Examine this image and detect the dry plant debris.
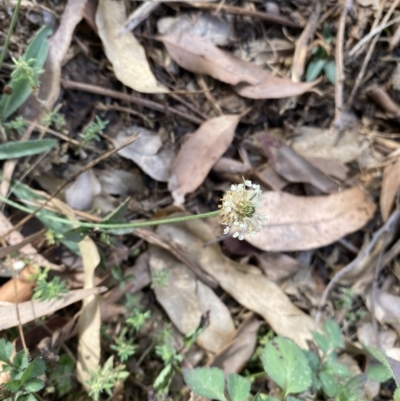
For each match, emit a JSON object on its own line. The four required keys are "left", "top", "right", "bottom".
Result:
{"left": 0, "top": 0, "right": 400, "bottom": 400}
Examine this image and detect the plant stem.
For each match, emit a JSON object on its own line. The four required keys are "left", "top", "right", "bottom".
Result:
{"left": 0, "top": 195, "right": 219, "bottom": 230}
{"left": 0, "top": 0, "right": 22, "bottom": 72}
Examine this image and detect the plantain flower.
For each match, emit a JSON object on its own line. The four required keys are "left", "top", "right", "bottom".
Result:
{"left": 219, "top": 180, "right": 266, "bottom": 240}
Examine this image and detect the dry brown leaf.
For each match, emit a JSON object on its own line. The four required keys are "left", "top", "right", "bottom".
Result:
{"left": 380, "top": 158, "right": 400, "bottom": 221}
{"left": 22, "top": 0, "right": 87, "bottom": 120}
{"left": 113, "top": 128, "right": 175, "bottom": 182}
{"left": 246, "top": 188, "right": 376, "bottom": 252}
{"left": 210, "top": 315, "right": 261, "bottom": 373}
{"left": 212, "top": 157, "right": 251, "bottom": 175}
{"left": 254, "top": 252, "right": 300, "bottom": 282}
{"left": 77, "top": 236, "right": 101, "bottom": 389}
{"left": 367, "top": 86, "right": 400, "bottom": 117}
{"left": 256, "top": 132, "right": 339, "bottom": 193}
{"left": 306, "top": 156, "right": 349, "bottom": 181}
{"left": 169, "top": 115, "right": 240, "bottom": 205}
{"left": 254, "top": 167, "right": 288, "bottom": 191}
{"left": 96, "top": 0, "right": 167, "bottom": 94}
{"left": 161, "top": 32, "right": 318, "bottom": 99}
{"left": 155, "top": 220, "right": 314, "bottom": 348}
{"left": 149, "top": 245, "right": 235, "bottom": 353}
{"left": 291, "top": 126, "right": 365, "bottom": 164}
{"left": 0, "top": 265, "right": 36, "bottom": 303}
{"left": 0, "top": 287, "right": 105, "bottom": 331}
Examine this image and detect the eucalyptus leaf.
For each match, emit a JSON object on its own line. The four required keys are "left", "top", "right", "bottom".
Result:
{"left": 184, "top": 367, "right": 227, "bottom": 401}
{"left": 0, "top": 139, "right": 57, "bottom": 160}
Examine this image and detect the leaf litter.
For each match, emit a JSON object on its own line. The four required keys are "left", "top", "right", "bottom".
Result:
{"left": 1, "top": 0, "right": 400, "bottom": 400}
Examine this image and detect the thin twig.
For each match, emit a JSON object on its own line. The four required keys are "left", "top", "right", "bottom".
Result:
{"left": 315, "top": 208, "right": 400, "bottom": 328}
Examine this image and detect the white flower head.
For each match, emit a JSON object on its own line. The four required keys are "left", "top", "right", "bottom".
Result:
{"left": 219, "top": 179, "right": 266, "bottom": 240}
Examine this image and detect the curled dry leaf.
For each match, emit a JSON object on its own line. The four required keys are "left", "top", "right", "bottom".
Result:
{"left": 380, "top": 158, "right": 400, "bottom": 221}
{"left": 161, "top": 32, "right": 318, "bottom": 99}
{"left": 149, "top": 245, "right": 235, "bottom": 353}
{"left": 169, "top": 115, "right": 240, "bottom": 205}
{"left": 246, "top": 187, "right": 375, "bottom": 252}
{"left": 96, "top": 0, "right": 167, "bottom": 94}
{"left": 256, "top": 132, "right": 339, "bottom": 193}
{"left": 155, "top": 220, "right": 314, "bottom": 348}
{"left": 113, "top": 128, "right": 175, "bottom": 182}
{"left": 291, "top": 126, "right": 365, "bottom": 164}
{"left": 65, "top": 169, "right": 102, "bottom": 211}
{"left": 0, "top": 287, "right": 105, "bottom": 331}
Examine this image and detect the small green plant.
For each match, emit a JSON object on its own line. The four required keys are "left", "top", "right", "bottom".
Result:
{"left": 334, "top": 288, "right": 366, "bottom": 323}
{"left": 47, "top": 354, "right": 75, "bottom": 397}
{"left": 110, "top": 328, "right": 137, "bottom": 362}
{"left": 151, "top": 267, "right": 170, "bottom": 288}
{"left": 86, "top": 356, "right": 129, "bottom": 401}
{"left": 4, "top": 116, "right": 27, "bottom": 135}
{"left": 184, "top": 320, "right": 392, "bottom": 401}
{"left": 41, "top": 110, "right": 66, "bottom": 130}
{"left": 32, "top": 267, "right": 69, "bottom": 302}
{"left": 0, "top": 339, "right": 46, "bottom": 401}
{"left": 79, "top": 116, "right": 108, "bottom": 146}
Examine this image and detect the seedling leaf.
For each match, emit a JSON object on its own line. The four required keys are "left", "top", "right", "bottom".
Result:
{"left": 0, "top": 139, "right": 57, "bottom": 160}
{"left": 184, "top": 367, "right": 227, "bottom": 401}
{"left": 0, "top": 339, "right": 13, "bottom": 363}
{"left": 261, "top": 337, "right": 312, "bottom": 395}
{"left": 227, "top": 373, "right": 251, "bottom": 401}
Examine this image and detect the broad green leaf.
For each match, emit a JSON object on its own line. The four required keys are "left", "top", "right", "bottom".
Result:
{"left": 287, "top": 397, "right": 303, "bottom": 401}
{"left": 227, "top": 373, "right": 251, "bottom": 401}
{"left": 184, "top": 367, "right": 227, "bottom": 401}
{"left": 312, "top": 331, "right": 329, "bottom": 353}
{"left": 21, "top": 359, "right": 46, "bottom": 385}
{"left": 252, "top": 394, "right": 269, "bottom": 401}
{"left": 394, "top": 388, "right": 400, "bottom": 401}
{"left": 335, "top": 374, "right": 367, "bottom": 401}
{"left": 319, "top": 371, "right": 337, "bottom": 397}
{"left": 13, "top": 350, "right": 29, "bottom": 372}
{"left": 324, "top": 60, "right": 336, "bottom": 85}
{"left": 365, "top": 346, "right": 398, "bottom": 386}
{"left": 16, "top": 394, "right": 36, "bottom": 401}
{"left": 0, "top": 139, "right": 57, "bottom": 160}
{"left": 323, "top": 320, "right": 344, "bottom": 350}
{"left": 0, "top": 25, "right": 52, "bottom": 120}
{"left": 0, "top": 339, "right": 13, "bottom": 363}
{"left": 323, "top": 357, "right": 350, "bottom": 378}
{"left": 23, "top": 378, "right": 45, "bottom": 392}
{"left": 5, "top": 379, "right": 21, "bottom": 392}
{"left": 306, "top": 58, "right": 326, "bottom": 82}
{"left": 367, "top": 362, "right": 393, "bottom": 382}
{"left": 261, "top": 337, "right": 312, "bottom": 395}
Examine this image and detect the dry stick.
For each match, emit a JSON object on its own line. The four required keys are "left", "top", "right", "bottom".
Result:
{"left": 332, "top": 0, "right": 353, "bottom": 130}
{"left": 61, "top": 80, "right": 204, "bottom": 125}
{"left": 315, "top": 208, "right": 400, "bottom": 328}
{"left": 347, "top": 0, "right": 400, "bottom": 107}
{"left": 0, "top": 133, "right": 140, "bottom": 243}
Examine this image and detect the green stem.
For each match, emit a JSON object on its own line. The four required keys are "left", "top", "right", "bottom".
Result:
{"left": 0, "top": 195, "right": 219, "bottom": 230}
{"left": 0, "top": 0, "right": 22, "bottom": 72}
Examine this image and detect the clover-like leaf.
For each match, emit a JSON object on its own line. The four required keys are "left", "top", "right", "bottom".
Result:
{"left": 184, "top": 367, "right": 227, "bottom": 401}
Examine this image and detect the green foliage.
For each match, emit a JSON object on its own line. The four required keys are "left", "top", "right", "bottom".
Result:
{"left": 86, "top": 356, "right": 129, "bottom": 401}
{"left": 0, "top": 340, "right": 46, "bottom": 401}
{"left": 0, "top": 25, "right": 52, "bottom": 121}
{"left": 48, "top": 354, "right": 75, "bottom": 397}
{"left": 110, "top": 328, "right": 137, "bottom": 362}
{"left": 32, "top": 267, "right": 69, "bottom": 301}
{"left": 41, "top": 110, "right": 66, "bottom": 130}
{"left": 151, "top": 267, "right": 170, "bottom": 288}
{"left": 79, "top": 116, "right": 108, "bottom": 146}
{"left": 4, "top": 116, "right": 27, "bottom": 135}
{"left": 0, "top": 139, "right": 57, "bottom": 160}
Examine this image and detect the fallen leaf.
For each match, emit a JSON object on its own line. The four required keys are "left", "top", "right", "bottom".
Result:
{"left": 212, "top": 157, "right": 251, "bottom": 175}
{"left": 210, "top": 315, "right": 261, "bottom": 373}
{"left": 246, "top": 187, "right": 376, "bottom": 252}
{"left": 96, "top": 0, "right": 167, "bottom": 93}
{"left": 254, "top": 166, "right": 288, "bottom": 191}
{"left": 95, "top": 168, "right": 145, "bottom": 196}
{"left": 155, "top": 220, "right": 314, "bottom": 348}
{"left": 149, "top": 245, "right": 235, "bottom": 353}
{"left": 169, "top": 115, "right": 240, "bottom": 205}
{"left": 161, "top": 32, "right": 318, "bottom": 99}
{"left": 366, "top": 86, "right": 400, "bottom": 118}
{"left": 113, "top": 128, "right": 175, "bottom": 182}
{"left": 22, "top": 0, "right": 87, "bottom": 120}
{"left": 0, "top": 287, "right": 105, "bottom": 331}
{"left": 305, "top": 156, "right": 349, "bottom": 181}
{"left": 291, "top": 126, "right": 365, "bottom": 163}
{"left": 254, "top": 252, "right": 300, "bottom": 282}
{"left": 77, "top": 236, "right": 101, "bottom": 389}
{"left": 157, "top": 13, "right": 233, "bottom": 46}
{"left": 256, "top": 132, "right": 339, "bottom": 193}
{"left": 380, "top": 158, "right": 400, "bottom": 221}
{"left": 65, "top": 169, "right": 102, "bottom": 211}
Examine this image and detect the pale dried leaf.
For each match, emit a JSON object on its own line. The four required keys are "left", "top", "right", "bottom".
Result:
{"left": 155, "top": 221, "right": 314, "bottom": 348}
{"left": 254, "top": 252, "right": 300, "bottom": 282}
{"left": 380, "top": 158, "right": 400, "bottom": 221}
{"left": 65, "top": 170, "right": 102, "bottom": 211}
{"left": 113, "top": 129, "right": 174, "bottom": 182}
{"left": 95, "top": 168, "right": 145, "bottom": 196}
{"left": 0, "top": 287, "right": 105, "bottom": 330}
{"left": 169, "top": 115, "right": 240, "bottom": 205}
{"left": 77, "top": 236, "right": 101, "bottom": 389}
{"left": 210, "top": 316, "right": 261, "bottom": 373}
{"left": 291, "top": 126, "right": 365, "bottom": 163}
{"left": 149, "top": 245, "right": 235, "bottom": 353}
{"left": 246, "top": 188, "right": 376, "bottom": 252}
{"left": 305, "top": 156, "right": 349, "bottom": 181}
{"left": 212, "top": 157, "right": 251, "bottom": 175}
{"left": 22, "top": 0, "right": 87, "bottom": 120}
{"left": 96, "top": 0, "right": 167, "bottom": 93}
{"left": 257, "top": 132, "right": 338, "bottom": 193}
